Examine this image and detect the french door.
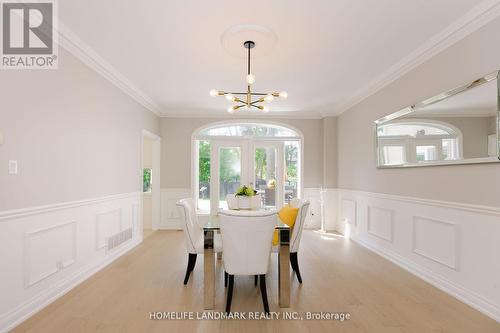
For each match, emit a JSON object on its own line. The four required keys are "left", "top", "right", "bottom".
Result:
{"left": 210, "top": 139, "right": 284, "bottom": 215}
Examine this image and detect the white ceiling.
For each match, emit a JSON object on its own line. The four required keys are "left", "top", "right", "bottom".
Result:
{"left": 59, "top": 0, "right": 499, "bottom": 118}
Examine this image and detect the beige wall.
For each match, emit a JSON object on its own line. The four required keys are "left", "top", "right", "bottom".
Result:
{"left": 160, "top": 117, "right": 324, "bottom": 189}
{"left": 337, "top": 16, "right": 500, "bottom": 207}
{"left": 323, "top": 116, "right": 338, "bottom": 188}
{"left": 0, "top": 48, "right": 160, "bottom": 211}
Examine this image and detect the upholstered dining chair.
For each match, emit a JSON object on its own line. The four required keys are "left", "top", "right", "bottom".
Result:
{"left": 219, "top": 210, "right": 277, "bottom": 314}
{"left": 176, "top": 198, "right": 221, "bottom": 285}
{"left": 273, "top": 198, "right": 310, "bottom": 283}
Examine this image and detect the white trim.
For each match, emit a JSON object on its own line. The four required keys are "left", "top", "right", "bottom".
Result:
{"left": 351, "top": 236, "right": 500, "bottom": 323}
{"left": 0, "top": 238, "right": 141, "bottom": 333}
{"left": 323, "top": 0, "right": 500, "bottom": 116}
{"left": 412, "top": 216, "right": 460, "bottom": 271}
{"left": 24, "top": 221, "right": 78, "bottom": 288}
{"left": 57, "top": 22, "right": 161, "bottom": 116}
{"left": 141, "top": 130, "right": 161, "bottom": 231}
{"left": 367, "top": 206, "right": 394, "bottom": 242}
{"left": 337, "top": 188, "right": 500, "bottom": 323}
{"left": 0, "top": 192, "right": 140, "bottom": 222}
{"left": 339, "top": 189, "right": 500, "bottom": 216}
{"left": 160, "top": 111, "right": 324, "bottom": 119}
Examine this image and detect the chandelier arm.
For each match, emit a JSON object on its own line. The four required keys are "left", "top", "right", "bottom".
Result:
{"left": 227, "top": 92, "right": 250, "bottom": 96}
{"left": 250, "top": 98, "right": 265, "bottom": 105}
{"left": 249, "top": 92, "right": 270, "bottom": 96}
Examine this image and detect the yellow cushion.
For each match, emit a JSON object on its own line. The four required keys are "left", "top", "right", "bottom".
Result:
{"left": 272, "top": 206, "right": 299, "bottom": 246}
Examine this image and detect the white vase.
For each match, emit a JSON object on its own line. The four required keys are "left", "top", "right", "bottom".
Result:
{"left": 237, "top": 196, "right": 251, "bottom": 209}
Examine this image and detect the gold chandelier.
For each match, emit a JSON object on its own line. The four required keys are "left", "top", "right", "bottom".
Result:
{"left": 210, "top": 40, "right": 288, "bottom": 113}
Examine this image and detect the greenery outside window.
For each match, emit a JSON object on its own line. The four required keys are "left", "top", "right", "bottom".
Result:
{"left": 143, "top": 168, "right": 152, "bottom": 193}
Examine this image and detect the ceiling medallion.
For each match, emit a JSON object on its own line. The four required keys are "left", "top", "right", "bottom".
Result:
{"left": 210, "top": 40, "right": 287, "bottom": 113}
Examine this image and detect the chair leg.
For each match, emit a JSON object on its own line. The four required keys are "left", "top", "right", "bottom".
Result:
{"left": 290, "top": 252, "right": 302, "bottom": 284}
{"left": 259, "top": 274, "right": 270, "bottom": 314}
{"left": 225, "top": 274, "right": 234, "bottom": 313}
{"left": 183, "top": 253, "right": 197, "bottom": 285}
{"left": 224, "top": 271, "right": 228, "bottom": 288}
{"left": 254, "top": 275, "right": 258, "bottom": 286}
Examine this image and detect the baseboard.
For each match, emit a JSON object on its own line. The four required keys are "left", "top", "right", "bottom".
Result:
{"left": 351, "top": 236, "right": 500, "bottom": 323}
{"left": 0, "top": 238, "right": 142, "bottom": 333}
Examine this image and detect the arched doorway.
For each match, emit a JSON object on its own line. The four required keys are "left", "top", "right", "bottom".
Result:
{"left": 192, "top": 121, "right": 303, "bottom": 215}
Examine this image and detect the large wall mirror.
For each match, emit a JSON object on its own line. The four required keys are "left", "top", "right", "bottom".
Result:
{"left": 375, "top": 71, "right": 500, "bottom": 168}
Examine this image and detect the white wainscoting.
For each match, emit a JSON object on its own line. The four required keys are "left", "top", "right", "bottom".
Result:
{"left": 160, "top": 188, "right": 190, "bottom": 230}
{"left": 0, "top": 192, "right": 142, "bottom": 333}
{"left": 160, "top": 187, "right": 338, "bottom": 230}
{"left": 336, "top": 189, "right": 500, "bottom": 323}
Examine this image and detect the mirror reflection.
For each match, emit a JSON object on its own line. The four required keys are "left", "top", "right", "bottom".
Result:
{"left": 376, "top": 72, "right": 499, "bottom": 167}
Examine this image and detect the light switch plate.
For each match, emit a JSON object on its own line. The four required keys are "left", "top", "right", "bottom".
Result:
{"left": 8, "top": 160, "right": 18, "bottom": 175}
{"left": 0, "top": 131, "right": 3, "bottom": 145}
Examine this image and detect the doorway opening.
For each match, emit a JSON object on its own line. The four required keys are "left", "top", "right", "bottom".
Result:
{"left": 142, "top": 130, "right": 161, "bottom": 239}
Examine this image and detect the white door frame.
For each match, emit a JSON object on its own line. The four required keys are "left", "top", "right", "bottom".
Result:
{"left": 210, "top": 140, "right": 249, "bottom": 215}
{"left": 251, "top": 140, "right": 284, "bottom": 209}
{"left": 141, "top": 129, "right": 161, "bottom": 232}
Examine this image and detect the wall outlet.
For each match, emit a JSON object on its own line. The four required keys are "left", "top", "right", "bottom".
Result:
{"left": 8, "top": 160, "right": 18, "bottom": 175}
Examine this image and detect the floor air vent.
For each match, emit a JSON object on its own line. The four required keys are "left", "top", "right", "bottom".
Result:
{"left": 106, "top": 227, "right": 133, "bottom": 252}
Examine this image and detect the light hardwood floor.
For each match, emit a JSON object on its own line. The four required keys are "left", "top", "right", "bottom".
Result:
{"left": 13, "top": 231, "right": 499, "bottom": 333}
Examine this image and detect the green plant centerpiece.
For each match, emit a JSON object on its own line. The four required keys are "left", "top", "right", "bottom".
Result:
{"left": 235, "top": 185, "right": 257, "bottom": 197}
{"left": 234, "top": 185, "right": 260, "bottom": 210}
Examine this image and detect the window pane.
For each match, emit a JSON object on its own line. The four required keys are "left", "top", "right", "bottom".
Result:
{"left": 219, "top": 147, "right": 241, "bottom": 210}
{"left": 198, "top": 140, "right": 210, "bottom": 212}
{"left": 382, "top": 146, "right": 405, "bottom": 165}
{"left": 416, "top": 145, "right": 437, "bottom": 161}
{"left": 143, "top": 168, "right": 152, "bottom": 193}
{"left": 254, "top": 147, "right": 277, "bottom": 209}
{"left": 284, "top": 141, "right": 299, "bottom": 204}
{"left": 379, "top": 123, "right": 451, "bottom": 137}
{"left": 200, "top": 123, "right": 299, "bottom": 138}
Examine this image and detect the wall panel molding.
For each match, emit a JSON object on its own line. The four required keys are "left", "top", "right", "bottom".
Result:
{"left": 367, "top": 206, "right": 394, "bottom": 242}
{"left": 0, "top": 192, "right": 142, "bottom": 332}
{"left": 412, "top": 216, "right": 460, "bottom": 271}
{"left": 95, "top": 209, "right": 123, "bottom": 250}
{"left": 337, "top": 188, "right": 500, "bottom": 323}
{"left": 0, "top": 192, "right": 140, "bottom": 222}
{"left": 160, "top": 188, "right": 191, "bottom": 230}
{"left": 24, "top": 221, "right": 77, "bottom": 288}
{"left": 339, "top": 189, "right": 500, "bottom": 217}
{"left": 341, "top": 198, "right": 357, "bottom": 226}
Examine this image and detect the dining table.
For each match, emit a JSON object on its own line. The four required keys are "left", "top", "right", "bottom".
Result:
{"left": 202, "top": 211, "right": 291, "bottom": 310}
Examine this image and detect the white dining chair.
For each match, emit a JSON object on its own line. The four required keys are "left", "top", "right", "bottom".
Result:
{"left": 273, "top": 198, "right": 310, "bottom": 283}
{"left": 219, "top": 210, "right": 277, "bottom": 313}
{"left": 176, "top": 198, "right": 221, "bottom": 285}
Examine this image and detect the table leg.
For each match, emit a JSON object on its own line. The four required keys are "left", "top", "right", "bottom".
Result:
{"left": 204, "top": 230, "right": 215, "bottom": 310}
{"left": 278, "top": 228, "right": 290, "bottom": 307}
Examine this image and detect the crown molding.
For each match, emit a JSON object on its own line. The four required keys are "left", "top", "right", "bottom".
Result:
{"left": 322, "top": 0, "right": 500, "bottom": 117}
{"left": 159, "top": 110, "right": 324, "bottom": 119}
{"left": 57, "top": 22, "right": 161, "bottom": 116}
